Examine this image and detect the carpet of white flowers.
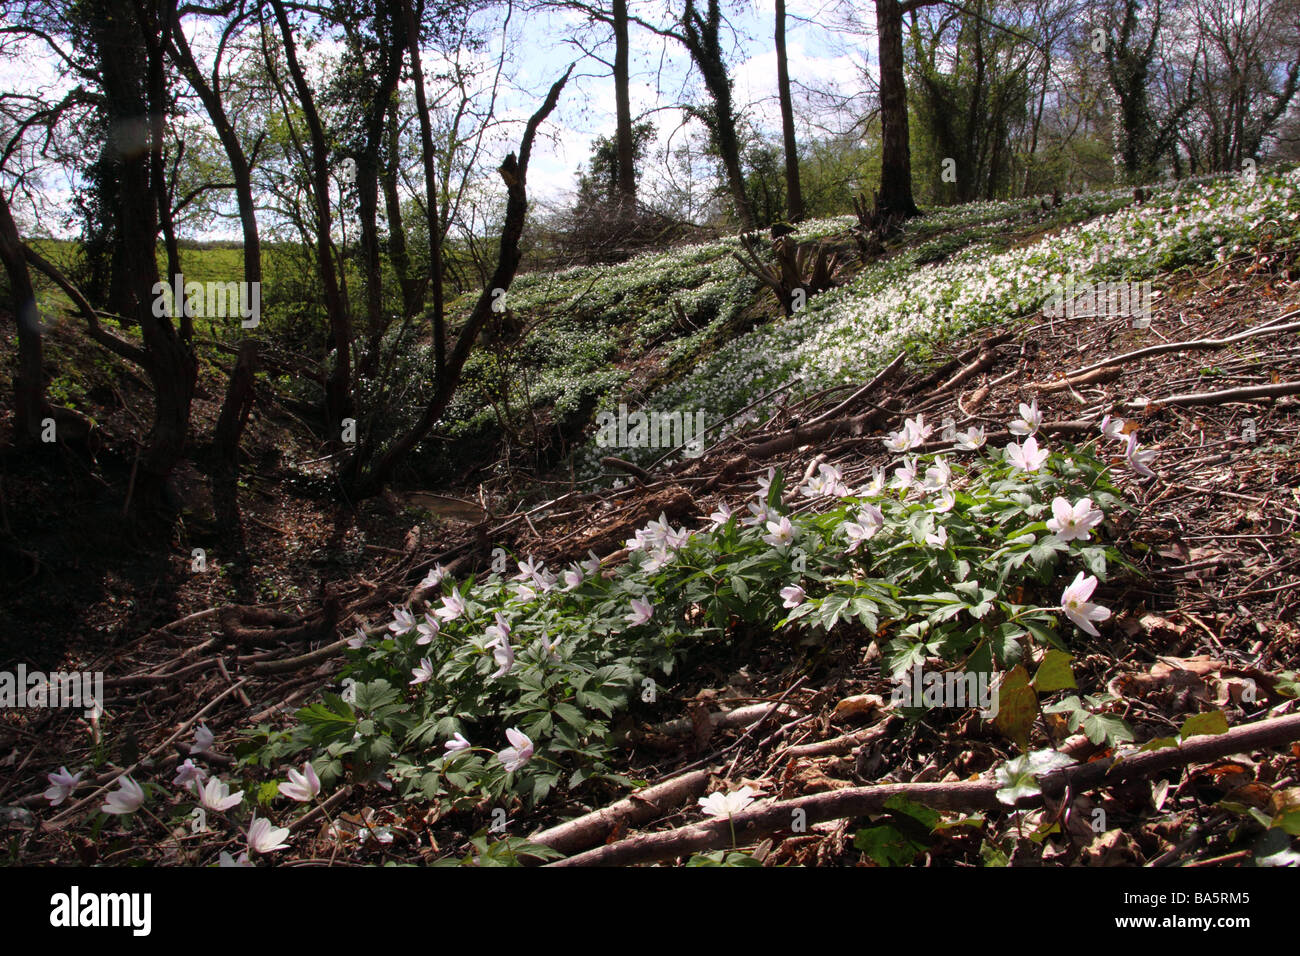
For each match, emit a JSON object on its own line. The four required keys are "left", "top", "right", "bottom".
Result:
{"left": 401, "top": 186, "right": 1135, "bottom": 456}
{"left": 635, "top": 169, "right": 1300, "bottom": 468}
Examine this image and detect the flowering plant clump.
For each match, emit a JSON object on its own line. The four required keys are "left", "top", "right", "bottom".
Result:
{"left": 251, "top": 408, "right": 1133, "bottom": 821}
{"left": 39, "top": 720, "right": 332, "bottom": 865}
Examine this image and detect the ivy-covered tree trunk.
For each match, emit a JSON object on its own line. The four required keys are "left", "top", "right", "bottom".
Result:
{"left": 92, "top": 0, "right": 198, "bottom": 510}
{"left": 0, "top": 185, "right": 51, "bottom": 442}
{"left": 680, "top": 0, "right": 755, "bottom": 231}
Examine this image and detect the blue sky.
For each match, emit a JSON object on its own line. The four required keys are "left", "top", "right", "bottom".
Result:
{"left": 0, "top": 0, "right": 879, "bottom": 238}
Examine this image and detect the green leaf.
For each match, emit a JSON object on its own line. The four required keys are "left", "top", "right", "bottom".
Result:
{"left": 1179, "top": 711, "right": 1229, "bottom": 739}
{"left": 993, "top": 665, "right": 1038, "bottom": 749}
{"left": 1033, "top": 650, "right": 1077, "bottom": 692}
{"left": 853, "top": 824, "right": 924, "bottom": 866}
{"left": 1081, "top": 712, "right": 1133, "bottom": 746}
{"left": 1024, "top": 620, "right": 1066, "bottom": 651}
{"left": 989, "top": 622, "right": 1025, "bottom": 667}
{"left": 353, "top": 679, "right": 399, "bottom": 712}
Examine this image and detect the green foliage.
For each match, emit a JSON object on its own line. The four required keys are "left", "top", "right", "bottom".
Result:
{"left": 265, "top": 436, "right": 1128, "bottom": 819}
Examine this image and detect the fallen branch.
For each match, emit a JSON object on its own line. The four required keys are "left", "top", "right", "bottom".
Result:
{"left": 777, "top": 717, "right": 898, "bottom": 759}
{"left": 602, "top": 456, "right": 654, "bottom": 484}
{"left": 247, "top": 638, "right": 351, "bottom": 675}
{"left": 906, "top": 332, "right": 1015, "bottom": 396}
{"left": 1031, "top": 366, "right": 1123, "bottom": 393}
{"left": 804, "top": 352, "right": 906, "bottom": 427}
{"left": 742, "top": 405, "right": 895, "bottom": 460}
{"left": 527, "top": 769, "right": 711, "bottom": 857}
{"left": 1128, "top": 380, "right": 1300, "bottom": 410}
{"left": 620, "top": 702, "right": 802, "bottom": 743}
{"left": 550, "top": 710, "right": 1300, "bottom": 866}
{"left": 1070, "top": 320, "right": 1300, "bottom": 378}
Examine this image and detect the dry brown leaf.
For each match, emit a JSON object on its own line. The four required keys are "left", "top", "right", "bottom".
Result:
{"left": 1082, "top": 829, "right": 1142, "bottom": 865}
{"left": 832, "top": 693, "right": 885, "bottom": 722}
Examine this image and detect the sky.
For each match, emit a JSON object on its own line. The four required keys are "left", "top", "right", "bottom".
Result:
{"left": 0, "top": 0, "right": 881, "bottom": 239}
{"left": 500, "top": 0, "right": 874, "bottom": 206}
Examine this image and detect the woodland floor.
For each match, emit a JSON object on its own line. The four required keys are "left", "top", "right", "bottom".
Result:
{"left": 3, "top": 246, "right": 1300, "bottom": 866}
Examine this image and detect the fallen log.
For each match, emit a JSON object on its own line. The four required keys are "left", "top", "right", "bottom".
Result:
{"left": 550, "top": 710, "right": 1300, "bottom": 866}
{"left": 527, "top": 769, "right": 711, "bottom": 858}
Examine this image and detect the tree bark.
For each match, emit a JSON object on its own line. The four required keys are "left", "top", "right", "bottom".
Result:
{"left": 681, "top": 0, "right": 755, "bottom": 230}
{"left": 94, "top": 0, "right": 197, "bottom": 509}
{"left": 212, "top": 339, "right": 257, "bottom": 467}
{"left": 612, "top": 0, "right": 637, "bottom": 208}
{"left": 0, "top": 185, "right": 51, "bottom": 441}
{"left": 168, "top": 10, "right": 264, "bottom": 461}
{"left": 401, "top": 0, "right": 446, "bottom": 377}
{"left": 271, "top": 0, "right": 353, "bottom": 431}
{"left": 875, "top": 0, "right": 921, "bottom": 218}
{"left": 775, "top": 0, "right": 804, "bottom": 222}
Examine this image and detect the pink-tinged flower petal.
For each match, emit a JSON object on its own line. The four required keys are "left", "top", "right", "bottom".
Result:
{"left": 102, "top": 776, "right": 145, "bottom": 815}
{"left": 1060, "top": 571, "right": 1110, "bottom": 637}
{"left": 247, "top": 815, "right": 291, "bottom": 854}
{"left": 496, "top": 728, "right": 534, "bottom": 771}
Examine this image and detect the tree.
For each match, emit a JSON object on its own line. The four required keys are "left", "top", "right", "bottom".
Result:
{"left": 167, "top": 2, "right": 265, "bottom": 466}
{"left": 268, "top": 0, "right": 354, "bottom": 431}
{"left": 575, "top": 120, "right": 656, "bottom": 210}
{"left": 875, "top": 0, "right": 924, "bottom": 217}
{"left": 342, "top": 66, "right": 573, "bottom": 496}
{"left": 907, "top": 0, "right": 1037, "bottom": 203}
{"left": 70, "top": 0, "right": 198, "bottom": 510}
{"left": 633, "top": 0, "right": 755, "bottom": 229}
{"left": 775, "top": 0, "right": 805, "bottom": 221}
{"left": 1185, "top": 0, "right": 1300, "bottom": 172}
{"left": 1096, "top": 0, "right": 1196, "bottom": 182}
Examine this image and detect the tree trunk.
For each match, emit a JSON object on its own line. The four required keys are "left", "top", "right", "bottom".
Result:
{"left": 383, "top": 104, "right": 422, "bottom": 318}
{"left": 95, "top": 0, "right": 197, "bottom": 510}
{"left": 212, "top": 339, "right": 257, "bottom": 467}
{"left": 612, "top": 0, "right": 637, "bottom": 208}
{"left": 775, "top": 0, "right": 804, "bottom": 222}
{"left": 0, "top": 185, "right": 51, "bottom": 442}
{"left": 874, "top": 0, "right": 920, "bottom": 218}
{"left": 169, "top": 13, "right": 263, "bottom": 461}
{"left": 346, "top": 67, "right": 572, "bottom": 497}
{"left": 271, "top": 0, "right": 353, "bottom": 432}
{"left": 355, "top": 23, "right": 405, "bottom": 379}
{"left": 402, "top": 0, "right": 446, "bottom": 377}
{"left": 682, "top": 0, "right": 755, "bottom": 230}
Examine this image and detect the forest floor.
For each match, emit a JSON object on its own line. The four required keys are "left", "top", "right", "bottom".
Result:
{"left": 3, "top": 225, "right": 1300, "bottom": 866}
